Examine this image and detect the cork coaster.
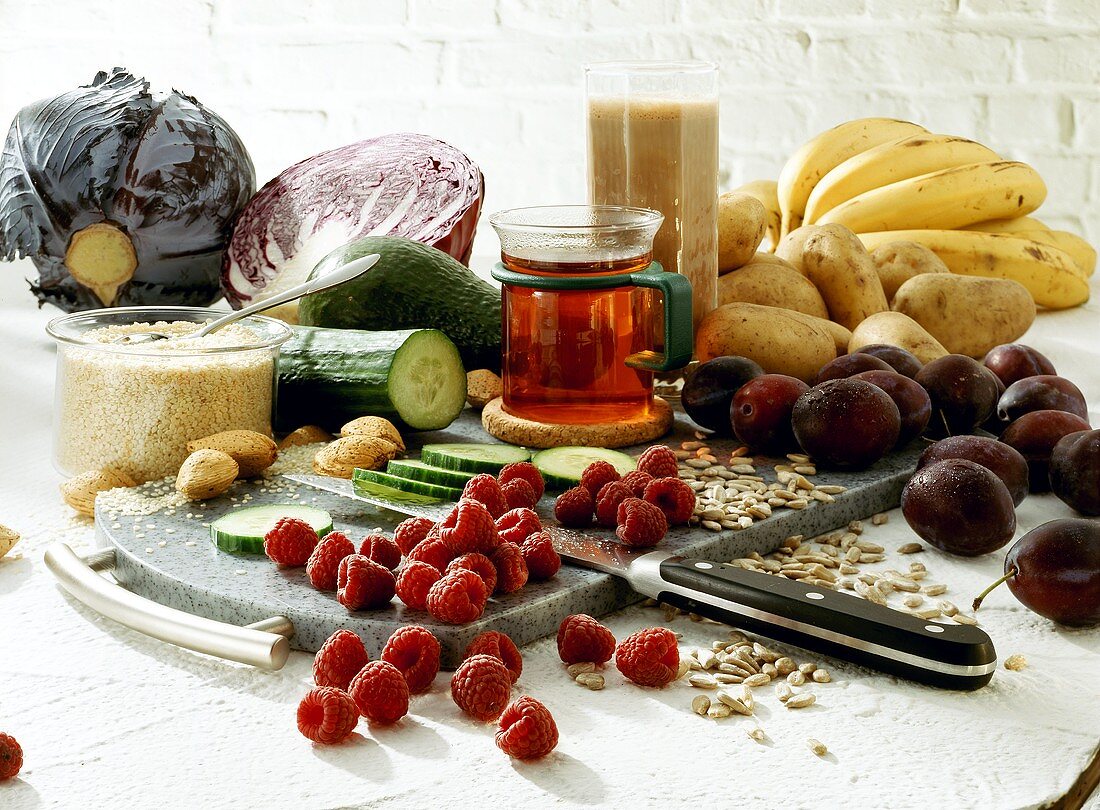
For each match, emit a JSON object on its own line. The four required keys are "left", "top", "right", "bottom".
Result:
{"left": 481, "top": 397, "right": 674, "bottom": 449}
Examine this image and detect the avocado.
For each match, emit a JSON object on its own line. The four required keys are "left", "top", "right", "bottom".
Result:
{"left": 298, "top": 236, "right": 501, "bottom": 371}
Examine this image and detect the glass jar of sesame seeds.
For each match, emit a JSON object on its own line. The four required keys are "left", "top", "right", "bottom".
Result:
{"left": 47, "top": 307, "right": 292, "bottom": 483}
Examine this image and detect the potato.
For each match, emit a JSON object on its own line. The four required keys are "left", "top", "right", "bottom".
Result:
{"left": 774, "top": 225, "right": 821, "bottom": 275}
{"left": 783, "top": 311, "right": 852, "bottom": 355}
{"left": 892, "top": 274, "right": 1035, "bottom": 358}
{"left": 802, "top": 224, "right": 889, "bottom": 330}
{"left": 740, "top": 252, "right": 791, "bottom": 269}
{"left": 717, "top": 261, "right": 829, "bottom": 319}
{"left": 870, "top": 241, "right": 951, "bottom": 301}
{"left": 848, "top": 311, "right": 948, "bottom": 364}
{"left": 718, "top": 192, "right": 768, "bottom": 272}
{"left": 696, "top": 303, "right": 838, "bottom": 382}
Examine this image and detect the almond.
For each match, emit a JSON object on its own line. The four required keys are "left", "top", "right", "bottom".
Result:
{"left": 186, "top": 430, "right": 277, "bottom": 478}
{"left": 278, "top": 425, "right": 333, "bottom": 450}
{"left": 176, "top": 450, "right": 239, "bottom": 500}
{"left": 60, "top": 468, "right": 136, "bottom": 516}
{"left": 313, "top": 436, "right": 397, "bottom": 479}
{"left": 466, "top": 369, "right": 502, "bottom": 409}
{"left": 339, "top": 416, "right": 404, "bottom": 452}
{"left": 0, "top": 524, "right": 20, "bottom": 560}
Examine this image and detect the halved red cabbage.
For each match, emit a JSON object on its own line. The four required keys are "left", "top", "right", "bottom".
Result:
{"left": 221, "top": 133, "right": 483, "bottom": 310}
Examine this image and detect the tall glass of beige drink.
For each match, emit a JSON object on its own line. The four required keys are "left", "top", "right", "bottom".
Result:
{"left": 586, "top": 60, "right": 719, "bottom": 341}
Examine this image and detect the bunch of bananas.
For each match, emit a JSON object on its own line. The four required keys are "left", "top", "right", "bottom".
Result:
{"left": 736, "top": 118, "right": 1094, "bottom": 309}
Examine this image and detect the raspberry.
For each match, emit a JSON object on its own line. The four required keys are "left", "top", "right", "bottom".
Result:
{"left": 643, "top": 477, "right": 696, "bottom": 525}
{"left": 553, "top": 485, "right": 593, "bottom": 527}
{"left": 498, "top": 461, "right": 545, "bottom": 500}
{"left": 580, "top": 460, "right": 621, "bottom": 497}
{"left": 620, "top": 469, "right": 654, "bottom": 498}
{"left": 496, "top": 696, "right": 558, "bottom": 760}
{"left": 306, "top": 532, "right": 356, "bottom": 591}
{"left": 349, "top": 660, "right": 409, "bottom": 725}
{"left": 496, "top": 507, "right": 542, "bottom": 545}
{"left": 636, "top": 445, "right": 679, "bottom": 479}
{"left": 0, "top": 733, "right": 22, "bottom": 781}
{"left": 297, "top": 687, "right": 359, "bottom": 744}
{"left": 405, "top": 537, "right": 454, "bottom": 573}
{"left": 313, "top": 628, "right": 369, "bottom": 690}
{"left": 490, "top": 541, "right": 529, "bottom": 594}
{"left": 394, "top": 516, "right": 435, "bottom": 557}
{"left": 359, "top": 532, "right": 401, "bottom": 570}
{"left": 461, "top": 473, "right": 508, "bottom": 519}
{"left": 440, "top": 498, "right": 500, "bottom": 555}
{"left": 615, "top": 626, "right": 680, "bottom": 687}
{"left": 380, "top": 625, "right": 441, "bottom": 694}
{"left": 426, "top": 569, "right": 489, "bottom": 624}
{"left": 501, "top": 478, "right": 538, "bottom": 510}
{"left": 263, "top": 517, "right": 318, "bottom": 566}
{"left": 395, "top": 560, "right": 442, "bottom": 610}
{"left": 557, "top": 614, "right": 616, "bottom": 665}
{"left": 615, "top": 497, "right": 668, "bottom": 548}
{"left": 594, "top": 481, "right": 632, "bottom": 528}
{"left": 465, "top": 630, "right": 523, "bottom": 683}
{"left": 521, "top": 530, "right": 561, "bottom": 580}
{"left": 447, "top": 552, "right": 498, "bottom": 595}
{"left": 337, "top": 555, "right": 396, "bottom": 610}
{"left": 451, "top": 654, "right": 512, "bottom": 721}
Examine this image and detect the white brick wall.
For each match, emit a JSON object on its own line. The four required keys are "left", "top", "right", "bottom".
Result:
{"left": 0, "top": 0, "right": 1097, "bottom": 266}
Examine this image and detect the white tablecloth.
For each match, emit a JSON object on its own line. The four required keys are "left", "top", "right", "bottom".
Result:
{"left": 1, "top": 262, "right": 1098, "bottom": 810}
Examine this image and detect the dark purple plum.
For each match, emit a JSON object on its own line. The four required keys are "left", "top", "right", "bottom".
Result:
{"left": 731, "top": 374, "right": 809, "bottom": 454}
{"left": 917, "top": 435, "right": 1029, "bottom": 506}
{"left": 982, "top": 343, "right": 1056, "bottom": 388}
{"left": 791, "top": 379, "right": 900, "bottom": 469}
{"left": 1000, "top": 410, "right": 1091, "bottom": 492}
{"left": 851, "top": 369, "right": 932, "bottom": 447}
{"left": 915, "top": 354, "right": 1000, "bottom": 437}
{"left": 682, "top": 356, "right": 764, "bottom": 435}
{"left": 853, "top": 344, "right": 923, "bottom": 378}
{"left": 813, "top": 353, "right": 893, "bottom": 385}
{"left": 901, "top": 459, "right": 1016, "bottom": 556}
{"left": 997, "top": 375, "right": 1089, "bottom": 423}
{"left": 973, "top": 519, "right": 1100, "bottom": 627}
{"left": 1049, "top": 429, "right": 1100, "bottom": 516}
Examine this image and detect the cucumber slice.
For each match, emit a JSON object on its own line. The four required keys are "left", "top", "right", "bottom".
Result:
{"left": 210, "top": 504, "right": 333, "bottom": 555}
{"left": 353, "top": 469, "right": 464, "bottom": 502}
{"left": 531, "top": 446, "right": 637, "bottom": 490}
{"left": 385, "top": 459, "right": 476, "bottom": 488}
{"left": 420, "top": 443, "right": 531, "bottom": 474}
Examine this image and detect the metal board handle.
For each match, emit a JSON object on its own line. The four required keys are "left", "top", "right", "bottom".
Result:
{"left": 44, "top": 543, "right": 293, "bottom": 671}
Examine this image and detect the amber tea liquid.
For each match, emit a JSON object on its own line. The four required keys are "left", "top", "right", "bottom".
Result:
{"left": 500, "top": 251, "right": 656, "bottom": 424}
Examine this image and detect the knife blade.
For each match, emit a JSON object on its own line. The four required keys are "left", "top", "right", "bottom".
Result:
{"left": 285, "top": 474, "right": 455, "bottom": 522}
{"left": 287, "top": 473, "right": 997, "bottom": 690}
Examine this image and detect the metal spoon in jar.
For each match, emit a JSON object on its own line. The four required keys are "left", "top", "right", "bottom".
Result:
{"left": 112, "top": 253, "right": 381, "bottom": 345}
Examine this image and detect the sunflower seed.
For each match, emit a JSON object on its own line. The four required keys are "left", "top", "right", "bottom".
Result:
{"left": 815, "top": 485, "right": 846, "bottom": 494}
{"left": 844, "top": 546, "right": 862, "bottom": 564}
{"left": 689, "top": 673, "right": 718, "bottom": 689}
{"left": 888, "top": 577, "right": 921, "bottom": 593}
{"left": 897, "top": 542, "right": 923, "bottom": 554}
{"left": 911, "top": 607, "right": 942, "bottom": 619}
{"left": 872, "top": 512, "right": 889, "bottom": 525}
{"left": 848, "top": 520, "right": 864, "bottom": 534}
{"left": 747, "top": 727, "right": 767, "bottom": 743}
{"left": 775, "top": 681, "right": 793, "bottom": 702}
{"left": 691, "top": 695, "right": 711, "bottom": 716}
{"left": 685, "top": 458, "right": 711, "bottom": 469}
{"left": 682, "top": 440, "right": 704, "bottom": 450}
{"left": 922, "top": 583, "right": 948, "bottom": 596}
{"left": 839, "top": 563, "right": 859, "bottom": 575}
{"left": 567, "top": 662, "right": 596, "bottom": 677}
{"left": 939, "top": 600, "right": 959, "bottom": 617}
{"left": 793, "top": 465, "right": 817, "bottom": 475}
{"left": 718, "top": 663, "right": 749, "bottom": 677}
{"left": 1004, "top": 654, "right": 1028, "bottom": 671}
{"left": 812, "top": 668, "right": 831, "bottom": 683}
{"left": 786, "top": 693, "right": 817, "bottom": 709}
{"left": 715, "top": 673, "right": 744, "bottom": 684}
{"left": 676, "top": 659, "right": 692, "bottom": 680}
{"left": 695, "top": 649, "right": 719, "bottom": 669}
{"left": 807, "top": 738, "right": 828, "bottom": 756}
{"left": 707, "top": 702, "right": 732, "bottom": 719}
{"left": 799, "top": 662, "right": 818, "bottom": 675}
{"left": 717, "top": 690, "right": 753, "bottom": 715}
{"left": 774, "top": 657, "right": 797, "bottom": 675}
{"left": 701, "top": 520, "right": 723, "bottom": 531}
{"left": 785, "top": 498, "right": 808, "bottom": 510}
{"left": 903, "top": 594, "right": 924, "bottom": 608}
{"left": 787, "top": 670, "right": 806, "bottom": 686}
{"left": 576, "top": 672, "right": 604, "bottom": 690}
{"left": 740, "top": 685, "right": 756, "bottom": 712}
{"left": 743, "top": 673, "right": 771, "bottom": 687}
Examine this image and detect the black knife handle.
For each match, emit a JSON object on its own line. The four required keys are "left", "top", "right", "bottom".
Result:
{"left": 657, "top": 557, "right": 996, "bottom": 691}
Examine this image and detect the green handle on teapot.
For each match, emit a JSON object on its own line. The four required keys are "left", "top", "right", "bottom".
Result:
{"left": 624, "top": 268, "right": 694, "bottom": 372}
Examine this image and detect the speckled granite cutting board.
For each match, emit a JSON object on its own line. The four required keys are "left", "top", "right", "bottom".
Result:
{"left": 96, "top": 404, "right": 923, "bottom": 668}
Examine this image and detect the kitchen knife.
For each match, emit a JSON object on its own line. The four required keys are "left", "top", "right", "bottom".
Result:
{"left": 286, "top": 473, "right": 997, "bottom": 690}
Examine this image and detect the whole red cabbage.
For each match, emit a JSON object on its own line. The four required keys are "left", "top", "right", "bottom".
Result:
{"left": 221, "top": 133, "right": 483, "bottom": 310}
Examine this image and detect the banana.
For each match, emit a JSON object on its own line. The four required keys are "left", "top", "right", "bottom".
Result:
{"left": 857, "top": 229, "right": 1088, "bottom": 310}
{"left": 962, "top": 216, "right": 1050, "bottom": 235}
{"left": 803, "top": 134, "right": 1000, "bottom": 224}
{"left": 818, "top": 161, "right": 1047, "bottom": 234}
{"left": 733, "top": 179, "right": 781, "bottom": 251}
{"left": 777, "top": 118, "right": 926, "bottom": 240}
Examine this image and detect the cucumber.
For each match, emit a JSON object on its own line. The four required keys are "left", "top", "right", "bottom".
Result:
{"left": 210, "top": 504, "right": 333, "bottom": 555}
{"left": 352, "top": 470, "right": 463, "bottom": 503}
{"left": 420, "top": 443, "right": 531, "bottom": 474}
{"left": 386, "top": 459, "right": 476, "bottom": 488}
{"left": 531, "top": 446, "right": 637, "bottom": 490}
{"left": 276, "top": 326, "right": 467, "bottom": 433}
